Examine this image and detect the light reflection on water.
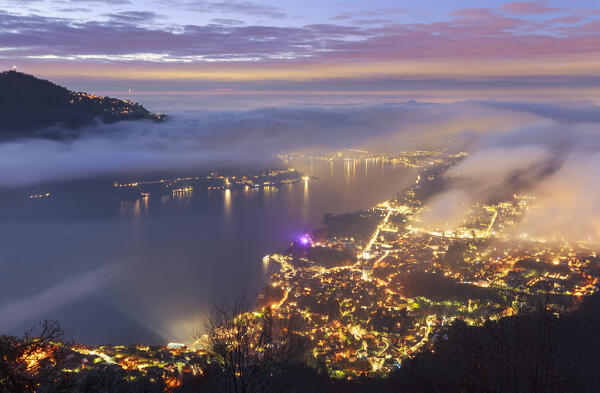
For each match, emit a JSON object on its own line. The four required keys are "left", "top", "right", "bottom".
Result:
{"left": 0, "top": 159, "right": 415, "bottom": 344}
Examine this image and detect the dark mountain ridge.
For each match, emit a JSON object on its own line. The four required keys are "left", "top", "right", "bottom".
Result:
{"left": 0, "top": 70, "right": 165, "bottom": 133}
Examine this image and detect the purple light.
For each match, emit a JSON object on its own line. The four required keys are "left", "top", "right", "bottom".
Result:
{"left": 299, "top": 235, "right": 311, "bottom": 246}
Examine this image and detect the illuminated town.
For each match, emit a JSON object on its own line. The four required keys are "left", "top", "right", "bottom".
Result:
{"left": 258, "top": 150, "right": 599, "bottom": 376}
{"left": 35, "top": 149, "right": 599, "bottom": 386}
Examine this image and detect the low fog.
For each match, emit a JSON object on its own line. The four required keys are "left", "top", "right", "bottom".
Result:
{"left": 420, "top": 117, "right": 600, "bottom": 242}
{"left": 0, "top": 101, "right": 537, "bottom": 187}
{"left": 2, "top": 99, "right": 600, "bottom": 341}
{"left": 0, "top": 265, "right": 117, "bottom": 333}
{"left": 4, "top": 100, "right": 600, "bottom": 239}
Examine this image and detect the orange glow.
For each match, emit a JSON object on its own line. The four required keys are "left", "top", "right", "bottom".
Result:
{"left": 19, "top": 347, "right": 53, "bottom": 372}
{"left": 164, "top": 376, "right": 182, "bottom": 391}
{"left": 7, "top": 52, "right": 600, "bottom": 83}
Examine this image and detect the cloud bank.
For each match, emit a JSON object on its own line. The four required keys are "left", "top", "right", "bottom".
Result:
{"left": 420, "top": 110, "right": 600, "bottom": 242}
{"left": 2, "top": 99, "right": 600, "bottom": 244}
{"left": 1, "top": 2, "right": 599, "bottom": 83}
{"left": 0, "top": 101, "right": 546, "bottom": 187}
{"left": 0, "top": 4, "right": 597, "bottom": 63}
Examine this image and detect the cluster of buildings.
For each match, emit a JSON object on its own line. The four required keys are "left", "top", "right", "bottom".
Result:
{"left": 71, "top": 91, "right": 166, "bottom": 121}
{"left": 113, "top": 167, "right": 304, "bottom": 200}
{"left": 55, "top": 343, "right": 207, "bottom": 387}
{"left": 257, "top": 150, "right": 600, "bottom": 377}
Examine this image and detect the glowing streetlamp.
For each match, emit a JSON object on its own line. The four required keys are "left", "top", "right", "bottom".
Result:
{"left": 299, "top": 234, "right": 311, "bottom": 246}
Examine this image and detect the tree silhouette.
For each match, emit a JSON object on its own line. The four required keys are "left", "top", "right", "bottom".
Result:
{"left": 196, "top": 292, "right": 307, "bottom": 393}
{"left": 0, "top": 320, "right": 67, "bottom": 393}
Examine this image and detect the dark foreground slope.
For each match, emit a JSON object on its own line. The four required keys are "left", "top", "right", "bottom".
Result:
{"left": 3, "top": 293, "right": 600, "bottom": 393}
{"left": 0, "top": 70, "right": 165, "bottom": 133}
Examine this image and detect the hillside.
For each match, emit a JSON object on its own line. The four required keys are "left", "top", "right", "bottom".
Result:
{"left": 0, "top": 70, "right": 165, "bottom": 132}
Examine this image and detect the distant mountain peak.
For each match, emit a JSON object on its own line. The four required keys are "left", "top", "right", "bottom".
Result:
{"left": 0, "top": 70, "right": 166, "bottom": 134}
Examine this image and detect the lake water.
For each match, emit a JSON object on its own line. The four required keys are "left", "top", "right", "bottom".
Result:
{"left": 0, "top": 158, "right": 415, "bottom": 344}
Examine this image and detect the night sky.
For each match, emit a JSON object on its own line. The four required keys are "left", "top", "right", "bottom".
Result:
{"left": 0, "top": 0, "right": 599, "bottom": 101}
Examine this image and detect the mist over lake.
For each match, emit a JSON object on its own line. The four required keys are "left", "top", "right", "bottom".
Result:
{"left": 0, "top": 155, "right": 414, "bottom": 344}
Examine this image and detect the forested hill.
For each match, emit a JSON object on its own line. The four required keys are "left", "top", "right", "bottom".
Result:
{"left": 0, "top": 70, "right": 165, "bottom": 132}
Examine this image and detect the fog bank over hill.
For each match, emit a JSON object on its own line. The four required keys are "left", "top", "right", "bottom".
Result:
{"left": 4, "top": 100, "right": 599, "bottom": 188}
{"left": 422, "top": 118, "right": 600, "bottom": 243}
{"left": 2, "top": 98, "right": 600, "bottom": 240}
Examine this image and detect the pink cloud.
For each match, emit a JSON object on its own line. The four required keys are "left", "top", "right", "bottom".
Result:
{"left": 449, "top": 8, "right": 497, "bottom": 19}
{"left": 549, "top": 15, "right": 584, "bottom": 25}
{"left": 1, "top": 7, "right": 599, "bottom": 77}
{"left": 500, "top": 1, "right": 559, "bottom": 15}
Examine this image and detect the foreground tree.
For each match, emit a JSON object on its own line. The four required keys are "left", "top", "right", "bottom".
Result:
{"left": 0, "top": 320, "right": 68, "bottom": 393}
{"left": 196, "top": 292, "right": 307, "bottom": 393}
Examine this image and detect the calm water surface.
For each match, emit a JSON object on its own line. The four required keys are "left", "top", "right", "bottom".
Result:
{"left": 0, "top": 158, "right": 414, "bottom": 344}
